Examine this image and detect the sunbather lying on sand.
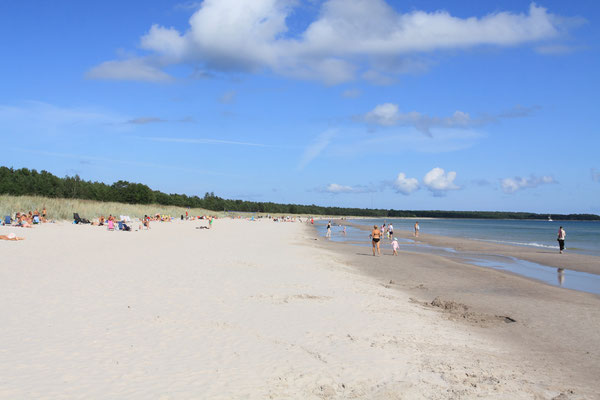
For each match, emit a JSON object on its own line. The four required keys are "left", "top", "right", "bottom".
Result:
{"left": 0, "top": 233, "right": 25, "bottom": 241}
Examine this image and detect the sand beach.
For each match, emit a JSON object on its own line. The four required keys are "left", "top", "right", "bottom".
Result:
{"left": 1, "top": 218, "right": 599, "bottom": 399}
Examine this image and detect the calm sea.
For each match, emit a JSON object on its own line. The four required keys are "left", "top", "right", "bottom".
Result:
{"left": 322, "top": 218, "right": 600, "bottom": 257}
{"left": 316, "top": 218, "right": 600, "bottom": 294}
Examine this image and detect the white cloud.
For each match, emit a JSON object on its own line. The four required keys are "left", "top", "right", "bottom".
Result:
{"left": 393, "top": 172, "right": 419, "bottom": 195}
{"left": 317, "top": 183, "right": 376, "bottom": 194}
{"left": 500, "top": 175, "right": 556, "bottom": 193}
{"left": 423, "top": 167, "right": 460, "bottom": 196}
{"left": 86, "top": 58, "right": 173, "bottom": 82}
{"left": 364, "top": 103, "right": 403, "bottom": 126}
{"left": 89, "top": 1, "right": 572, "bottom": 84}
{"left": 364, "top": 103, "right": 472, "bottom": 136}
{"left": 298, "top": 129, "right": 336, "bottom": 170}
{"left": 320, "top": 183, "right": 358, "bottom": 194}
{"left": 362, "top": 103, "right": 540, "bottom": 136}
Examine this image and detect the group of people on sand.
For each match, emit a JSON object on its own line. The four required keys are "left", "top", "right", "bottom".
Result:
{"left": 90, "top": 214, "right": 133, "bottom": 231}
{"left": 2, "top": 208, "right": 49, "bottom": 228}
{"left": 370, "top": 221, "right": 419, "bottom": 256}
{"left": 0, "top": 208, "right": 49, "bottom": 241}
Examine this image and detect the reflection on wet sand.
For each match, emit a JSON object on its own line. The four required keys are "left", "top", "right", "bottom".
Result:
{"left": 557, "top": 268, "right": 565, "bottom": 286}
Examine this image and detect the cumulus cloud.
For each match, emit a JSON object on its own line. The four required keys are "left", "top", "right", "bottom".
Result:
{"left": 423, "top": 167, "right": 460, "bottom": 196}
{"left": 318, "top": 183, "right": 374, "bottom": 194}
{"left": 362, "top": 103, "right": 539, "bottom": 136}
{"left": 364, "top": 103, "right": 471, "bottom": 136}
{"left": 88, "top": 1, "right": 572, "bottom": 84}
{"left": 500, "top": 175, "right": 556, "bottom": 193}
{"left": 393, "top": 172, "right": 419, "bottom": 195}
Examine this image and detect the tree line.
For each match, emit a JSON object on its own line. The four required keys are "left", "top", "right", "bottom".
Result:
{"left": 1, "top": 167, "right": 598, "bottom": 220}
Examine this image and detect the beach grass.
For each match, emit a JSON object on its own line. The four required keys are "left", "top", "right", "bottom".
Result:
{"left": 0, "top": 195, "right": 218, "bottom": 221}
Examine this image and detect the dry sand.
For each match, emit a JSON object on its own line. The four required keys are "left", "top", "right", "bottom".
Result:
{"left": 1, "top": 219, "right": 598, "bottom": 399}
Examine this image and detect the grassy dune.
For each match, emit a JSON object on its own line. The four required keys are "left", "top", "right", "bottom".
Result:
{"left": 0, "top": 195, "right": 218, "bottom": 221}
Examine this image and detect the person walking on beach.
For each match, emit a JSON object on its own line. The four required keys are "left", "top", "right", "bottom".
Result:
{"left": 388, "top": 223, "right": 394, "bottom": 239}
{"left": 414, "top": 221, "right": 420, "bottom": 237}
{"left": 391, "top": 237, "right": 399, "bottom": 256}
{"left": 326, "top": 221, "right": 332, "bottom": 238}
{"left": 370, "top": 225, "right": 382, "bottom": 256}
{"left": 557, "top": 226, "right": 566, "bottom": 254}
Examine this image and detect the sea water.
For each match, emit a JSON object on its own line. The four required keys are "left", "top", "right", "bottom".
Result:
{"left": 326, "top": 218, "right": 600, "bottom": 257}
{"left": 315, "top": 218, "right": 600, "bottom": 295}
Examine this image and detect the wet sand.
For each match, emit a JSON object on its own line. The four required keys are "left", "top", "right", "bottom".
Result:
{"left": 315, "top": 220, "right": 600, "bottom": 398}
{"left": 340, "top": 219, "right": 600, "bottom": 274}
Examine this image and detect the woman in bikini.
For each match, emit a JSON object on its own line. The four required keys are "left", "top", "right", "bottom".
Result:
{"left": 371, "top": 225, "right": 382, "bottom": 256}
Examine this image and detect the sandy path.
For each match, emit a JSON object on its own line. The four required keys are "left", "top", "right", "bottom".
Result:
{"left": 0, "top": 220, "right": 586, "bottom": 399}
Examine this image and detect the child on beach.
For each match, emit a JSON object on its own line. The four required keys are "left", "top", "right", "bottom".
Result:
{"left": 391, "top": 237, "right": 399, "bottom": 256}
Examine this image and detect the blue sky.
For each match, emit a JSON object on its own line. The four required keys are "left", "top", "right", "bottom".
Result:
{"left": 1, "top": 1, "right": 599, "bottom": 214}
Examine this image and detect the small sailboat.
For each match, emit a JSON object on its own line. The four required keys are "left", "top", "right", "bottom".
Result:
{"left": 548, "top": 215, "right": 553, "bottom": 222}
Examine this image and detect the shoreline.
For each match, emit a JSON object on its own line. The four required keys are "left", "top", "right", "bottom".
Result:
{"left": 2, "top": 219, "right": 599, "bottom": 397}
{"left": 310, "top": 221, "right": 600, "bottom": 396}
{"left": 332, "top": 219, "right": 600, "bottom": 275}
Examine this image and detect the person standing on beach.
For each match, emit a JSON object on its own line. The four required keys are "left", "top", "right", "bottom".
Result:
{"left": 326, "top": 221, "right": 331, "bottom": 238}
{"left": 414, "top": 221, "right": 420, "bottom": 237}
{"left": 370, "top": 225, "right": 382, "bottom": 256}
{"left": 557, "top": 226, "right": 566, "bottom": 254}
{"left": 391, "top": 237, "right": 399, "bottom": 256}
{"left": 388, "top": 223, "right": 394, "bottom": 240}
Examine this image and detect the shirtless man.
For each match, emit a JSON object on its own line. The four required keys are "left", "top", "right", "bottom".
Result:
{"left": 371, "top": 225, "right": 382, "bottom": 256}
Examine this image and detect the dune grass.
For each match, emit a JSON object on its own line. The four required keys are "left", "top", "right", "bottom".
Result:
{"left": 0, "top": 195, "right": 219, "bottom": 221}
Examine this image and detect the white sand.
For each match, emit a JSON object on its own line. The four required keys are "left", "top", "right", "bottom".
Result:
{"left": 0, "top": 220, "right": 581, "bottom": 399}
